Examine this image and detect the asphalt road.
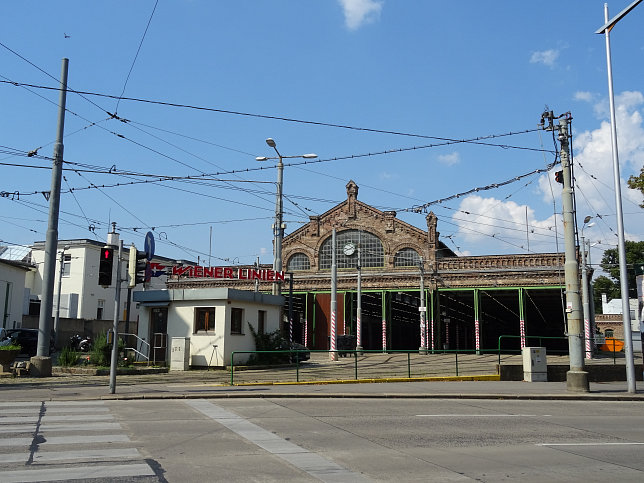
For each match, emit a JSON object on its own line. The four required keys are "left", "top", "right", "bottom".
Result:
{"left": 1, "top": 397, "right": 643, "bottom": 482}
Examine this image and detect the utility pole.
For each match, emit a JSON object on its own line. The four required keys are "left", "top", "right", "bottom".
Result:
{"left": 109, "top": 236, "right": 123, "bottom": 394}
{"left": 37, "top": 58, "right": 69, "bottom": 365}
{"left": 545, "top": 112, "right": 589, "bottom": 392}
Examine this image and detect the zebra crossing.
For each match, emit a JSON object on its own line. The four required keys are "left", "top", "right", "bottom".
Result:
{"left": 0, "top": 400, "right": 156, "bottom": 482}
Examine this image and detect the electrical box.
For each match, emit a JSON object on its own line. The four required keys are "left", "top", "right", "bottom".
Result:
{"left": 170, "top": 337, "right": 190, "bottom": 371}
{"left": 522, "top": 346, "right": 547, "bottom": 382}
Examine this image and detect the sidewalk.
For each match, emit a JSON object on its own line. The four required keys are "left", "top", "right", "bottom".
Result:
{"left": 1, "top": 369, "right": 643, "bottom": 403}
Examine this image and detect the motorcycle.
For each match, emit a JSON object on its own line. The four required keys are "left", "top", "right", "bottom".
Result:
{"left": 69, "top": 334, "right": 92, "bottom": 352}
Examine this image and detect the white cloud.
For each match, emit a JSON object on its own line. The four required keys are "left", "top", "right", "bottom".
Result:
{"left": 434, "top": 91, "right": 643, "bottom": 258}
{"left": 338, "top": 0, "right": 383, "bottom": 30}
{"left": 452, "top": 196, "right": 560, "bottom": 253}
{"left": 437, "top": 152, "right": 461, "bottom": 166}
{"left": 574, "top": 91, "right": 594, "bottom": 103}
{"left": 530, "top": 49, "right": 559, "bottom": 68}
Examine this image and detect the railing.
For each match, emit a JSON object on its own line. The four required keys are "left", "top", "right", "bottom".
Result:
{"left": 119, "top": 332, "right": 150, "bottom": 365}
{"left": 497, "top": 334, "right": 628, "bottom": 366}
{"left": 229, "top": 349, "right": 499, "bottom": 386}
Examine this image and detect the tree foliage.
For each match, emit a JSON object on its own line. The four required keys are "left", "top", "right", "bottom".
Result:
{"left": 596, "top": 241, "right": 644, "bottom": 301}
{"left": 627, "top": 166, "right": 644, "bottom": 208}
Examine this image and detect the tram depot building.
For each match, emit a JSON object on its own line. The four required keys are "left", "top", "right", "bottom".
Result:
{"left": 164, "top": 181, "right": 568, "bottom": 356}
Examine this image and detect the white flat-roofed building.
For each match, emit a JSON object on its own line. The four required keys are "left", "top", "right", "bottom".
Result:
{"left": 133, "top": 288, "right": 283, "bottom": 367}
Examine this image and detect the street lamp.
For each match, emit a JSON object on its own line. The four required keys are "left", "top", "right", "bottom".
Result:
{"left": 596, "top": 0, "right": 641, "bottom": 393}
{"left": 256, "top": 138, "right": 317, "bottom": 295}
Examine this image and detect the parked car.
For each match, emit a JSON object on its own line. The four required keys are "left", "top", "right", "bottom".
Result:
{"left": 290, "top": 342, "right": 310, "bottom": 362}
{"left": 3, "top": 329, "right": 55, "bottom": 357}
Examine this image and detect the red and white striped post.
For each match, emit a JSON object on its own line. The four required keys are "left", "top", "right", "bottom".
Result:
{"left": 584, "top": 316, "right": 591, "bottom": 359}
{"left": 475, "top": 319, "right": 480, "bottom": 353}
{"left": 430, "top": 318, "right": 435, "bottom": 352}
{"left": 519, "top": 319, "right": 526, "bottom": 349}
{"left": 382, "top": 319, "right": 387, "bottom": 352}
{"left": 304, "top": 319, "right": 308, "bottom": 347}
{"left": 356, "top": 314, "right": 361, "bottom": 348}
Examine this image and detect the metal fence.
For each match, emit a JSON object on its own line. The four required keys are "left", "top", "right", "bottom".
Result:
{"left": 229, "top": 334, "right": 637, "bottom": 385}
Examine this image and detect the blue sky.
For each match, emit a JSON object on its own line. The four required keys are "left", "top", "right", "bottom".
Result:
{"left": 1, "top": 0, "right": 643, "bottom": 268}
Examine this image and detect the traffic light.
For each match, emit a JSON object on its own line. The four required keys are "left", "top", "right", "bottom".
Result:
{"left": 128, "top": 246, "right": 149, "bottom": 287}
{"left": 98, "top": 246, "right": 114, "bottom": 287}
{"left": 554, "top": 170, "right": 564, "bottom": 184}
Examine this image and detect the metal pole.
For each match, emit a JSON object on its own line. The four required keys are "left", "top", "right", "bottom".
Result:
{"left": 330, "top": 228, "right": 338, "bottom": 361}
{"left": 109, "top": 239, "right": 123, "bottom": 394}
{"left": 53, "top": 248, "right": 66, "bottom": 349}
{"left": 273, "top": 154, "right": 284, "bottom": 296}
{"left": 559, "top": 117, "right": 589, "bottom": 392}
{"left": 581, "top": 236, "right": 592, "bottom": 359}
{"left": 356, "top": 233, "right": 362, "bottom": 352}
{"left": 37, "top": 58, "right": 69, "bottom": 359}
{"left": 288, "top": 272, "right": 293, "bottom": 343}
{"left": 600, "top": 3, "right": 637, "bottom": 393}
{"left": 254, "top": 256, "right": 260, "bottom": 292}
{"left": 419, "top": 258, "right": 426, "bottom": 353}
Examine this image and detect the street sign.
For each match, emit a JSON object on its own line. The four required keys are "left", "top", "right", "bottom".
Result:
{"left": 144, "top": 231, "right": 155, "bottom": 261}
{"left": 418, "top": 306, "right": 427, "bottom": 312}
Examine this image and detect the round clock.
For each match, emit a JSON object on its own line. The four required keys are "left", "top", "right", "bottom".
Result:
{"left": 343, "top": 243, "right": 356, "bottom": 256}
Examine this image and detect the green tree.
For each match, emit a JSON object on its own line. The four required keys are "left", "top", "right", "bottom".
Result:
{"left": 592, "top": 275, "right": 618, "bottom": 314}
{"left": 627, "top": 166, "right": 644, "bottom": 208}
{"left": 598, "top": 240, "right": 644, "bottom": 299}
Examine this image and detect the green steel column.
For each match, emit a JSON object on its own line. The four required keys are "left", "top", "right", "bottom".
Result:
{"left": 312, "top": 293, "right": 317, "bottom": 348}
{"left": 381, "top": 290, "right": 387, "bottom": 351}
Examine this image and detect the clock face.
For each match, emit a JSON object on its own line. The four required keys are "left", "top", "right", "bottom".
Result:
{"left": 343, "top": 243, "right": 356, "bottom": 256}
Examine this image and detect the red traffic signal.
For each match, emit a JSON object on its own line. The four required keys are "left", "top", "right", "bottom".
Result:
{"left": 554, "top": 170, "right": 564, "bottom": 184}
{"left": 98, "top": 247, "right": 114, "bottom": 286}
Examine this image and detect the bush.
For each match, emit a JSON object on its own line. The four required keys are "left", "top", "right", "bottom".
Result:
{"left": 246, "top": 323, "right": 290, "bottom": 365}
{"left": 89, "top": 333, "right": 125, "bottom": 367}
{"left": 58, "top": 346, "right": 80, "bottom": 367}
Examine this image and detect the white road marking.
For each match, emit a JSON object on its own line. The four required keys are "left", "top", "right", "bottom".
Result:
{"left": 0, "top": 401, "right": 105, "bottom": 408}
{"left": 0, "top": 437, "right": 32, "bottom": 447}
{"left": 416, "top": 414, "right": 551, "bottom": 417}
{"left": 0, "top": 406, "right": 109, "bottom": 415}
{"left": 41, "top": 434, "right": 131, "bottom": 445}
{"left": 40, "top": 422, "right": 122, "bottom": 431}
{"left": 537, "top": 442, "right": 644, "bottom": 446}
{"left": 0, "top": 463, "right": 154, "bottom": 482}
{"left": 31, "top": 447, "right": 143, "bottom": 463}
{"left": 1, "top": 414, "right": 114, "bottom": 424}
{"left": 187, "top": 399, "right": 371, "bottom": 482}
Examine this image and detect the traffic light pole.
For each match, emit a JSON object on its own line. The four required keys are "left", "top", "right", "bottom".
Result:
{"left": 109, "top": 239, "right": 123, "bottom": 394}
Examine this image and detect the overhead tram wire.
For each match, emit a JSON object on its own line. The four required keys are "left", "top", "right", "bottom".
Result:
{"left": 114, "top": 0, "right": 159, "bottom": 115}
{"left": 0, "top": 79, "right": 554, "bottom": 152}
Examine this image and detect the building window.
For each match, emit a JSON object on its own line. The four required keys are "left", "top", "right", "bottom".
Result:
{"left": 605, "top": 329, "right": 614, "bottom": 338}
{"left": 287, "top": 253, "right": 310, "bottom": 271}
{"left": 97, "top": 299, "right": 105, "bottom": 320}
{"left": 231, "top": 308, "right": 244, "bottom": 335}
{"left": 258, "top": 310, "right": 266, "bottom": 335}
{"left": 394, "top": 248, "right": 421, "bottom": 267}
{"left": 62, "top": 254, "right": 71, "bottom": 277}
{"left": 319, "top": 229, "right": 384, "bottom": 270}
{"left": 195, "top": 307, "right": 216, "bottom": 333}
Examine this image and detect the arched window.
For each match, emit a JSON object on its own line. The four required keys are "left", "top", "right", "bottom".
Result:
{"left": 394, "top": 247, "right": 421, "bottom": 267}
{"left": 604, "top": 329, "right": 614, "bottom": 338}
{"left": 319, "top": 230, "right": 384, "bottom": 269}
{"left": 287, "top": 253, "right": 310, "bottom": 271}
